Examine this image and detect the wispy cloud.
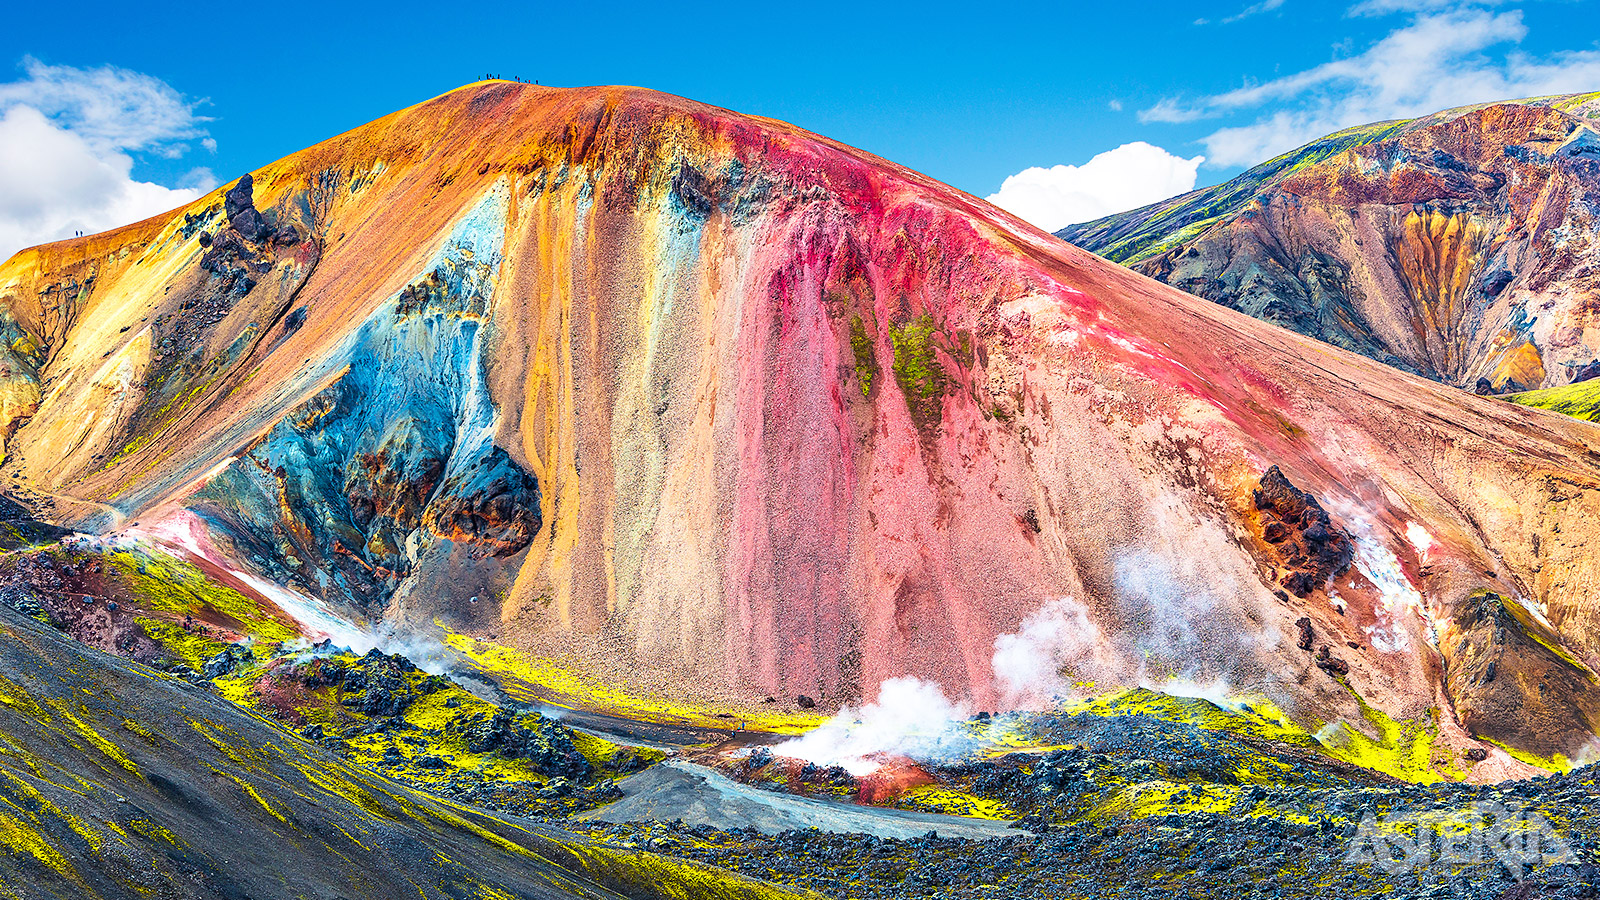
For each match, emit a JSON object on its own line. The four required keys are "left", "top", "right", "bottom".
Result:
{"left": 1223, "top": 0, "right": 1287, "bottom": 24}
{"left": 0, "top": 57, "right": 216, "bottom": 260}
{"left": 1347, "top": 0, "right": 1500, "bottom": 15}
{"left": 1142, "top": 3, "right": 1600, "bottom": 167}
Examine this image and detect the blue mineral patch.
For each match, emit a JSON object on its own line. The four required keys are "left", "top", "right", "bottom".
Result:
{"left": 194, "top": 183, "right": 539, "bottom": 611}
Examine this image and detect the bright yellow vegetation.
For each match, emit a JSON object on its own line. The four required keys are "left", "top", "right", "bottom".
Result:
{"left": 1059, "top": 687, "right": 1459, "bottom": 783}
{"left": 109, "top": 549, "right": 298, "bottom": 642}
{"left": 896, "top": 785, "right": 1020, "bottom": 821}
{"left": 1507, "top": 378, "right": 1600, "bottom": 422}
{"left": 443, "top": 630, "right": 824, "bottom": 735}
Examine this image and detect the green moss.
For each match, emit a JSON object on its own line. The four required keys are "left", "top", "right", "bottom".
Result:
{"left": 1507, "top": 379, "right": 1600, "bottom": 422}
{"left": 136, "top": 617, "right": 228, "bottom": 671}
{"left": 849, "top": 315, "right": 876, "bottom": 397}
{"left": 889, "top": 314, "right": 948, "bottom": 427}
{"left": 110, "top": 549, "right": 297, "bottom": 642}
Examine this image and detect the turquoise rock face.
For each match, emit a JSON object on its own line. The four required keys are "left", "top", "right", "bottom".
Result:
{"left": 193, "top": 186, "right": 540, "bottom": 611}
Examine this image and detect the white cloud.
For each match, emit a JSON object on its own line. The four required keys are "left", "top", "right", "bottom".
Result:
{"left": 0, "top": 57, "right": 216, "bottom": 262}
{"left": 1141, "top": 4, "right": 1600, "bottom": 167}
{"left": 0, "top": 57, "right": 211, "bottom": 155}
{"left": 986, "top": 142, "right": 1205, "bottom": 232}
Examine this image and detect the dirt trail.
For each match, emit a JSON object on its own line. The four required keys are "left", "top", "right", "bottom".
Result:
{"left": 581, "top": 760, "right": 1026, "bottom": 840}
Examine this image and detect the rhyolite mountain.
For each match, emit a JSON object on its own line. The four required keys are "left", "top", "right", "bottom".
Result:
{"left": 1061, "top": 93, "right": 1600, "bottom": 394}
{"left": 3, "top": 82, "right": 1600, "bottom": 772}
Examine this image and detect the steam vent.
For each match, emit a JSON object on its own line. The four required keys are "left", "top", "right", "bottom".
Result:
{"left": 2, "top": 78, "right": 1599, "bottom": 899}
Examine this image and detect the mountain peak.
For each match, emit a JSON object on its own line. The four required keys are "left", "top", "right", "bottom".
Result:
{"left": 1062, "top": 91, "right": 1600, "bottom": 392}
{"left": 4, "top": 84, "right": 1600, "bottom": 774}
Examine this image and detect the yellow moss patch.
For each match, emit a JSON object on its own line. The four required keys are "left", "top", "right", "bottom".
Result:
{"left": 126, "top": 816, "right": 182, "bottom": 846}
{"left": 120, "top": 717, "right": 158, "bottom": 746}
{"left": 0, "top": 769, "right": 104, "bottom": 852}
{"left": 1313, "top": 694, "right": 1452, "bottom": 784}
{"left": 44, "top": 699, "right": 139, "bottom": 775}
{"left": 552, "top": 838, "right": 832, "bottom": 900}
{"left": 1063, "top": 687, "right": 1459, "bottom": 784}
{"left": 109, "top": 549, "right": 297, "bottom": 642}
{"left": 1482, "top": 737, "right": 1573, "bottom": 774}
{"left": 568, "top": 727, "right": 665, "bottom": 771}
{"left": 218, "top": 770, "right": 289, "bottom": 824}
{"left": 442, "top": 630, "right": 824, "bottom": 735}
{"left": 136, "top": 617, "right": 228, "bottom": 670}
{"left": 1058, "top": 689, "right": 1310, "bottom": 746}
{"left": 1507, "top": 378, "right": 1600, "bottom": 423}
{"left": 0, "top": 807, "right": 75, "bottom": 878}
{"left": 1097, "top": 780, "right": 1246, "bottom": 820}
{"left": 896, "top": 785, "right": 1020, "bottom": 821}
{"left": 211, "top": 671, "right": 261, "bottom": 707}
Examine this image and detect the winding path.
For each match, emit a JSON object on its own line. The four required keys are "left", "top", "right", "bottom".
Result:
{"left": 579, "top": 760, "right": 1026, "bottom": 840}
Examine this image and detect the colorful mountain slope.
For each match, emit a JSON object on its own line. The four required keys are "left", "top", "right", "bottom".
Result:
{"left": 2, "top": 82, "right": 1600, "bottom": 771}
{"left": 1061, "top": 93, "right": 1600, "bottom": 391}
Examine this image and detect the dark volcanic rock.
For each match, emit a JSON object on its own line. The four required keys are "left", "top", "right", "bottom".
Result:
{"left": 459, "top": 709, "right": 591, "bottom": 778}
{"left": 1571, "top": 359, "right": 1600, "bottom": 384}
{"left": 224, "top": 173, "right": 270, "bottom": 242}
{"left": 1314, "top": 645, "right": 1350, "bottom": 677}
{"left": 1296, "top": 617, "right": 1315, "bottom": 651}
{"left": 224, "top": 173, "right": 254, "bottom": 219}
{"left": 1252, "top": 466, "right": 1355, "bottom": 597}
{"left": 202, "top": 643, "right": 252, "bottom": 678}
{"left": 672, "top": 165, "right": 716, "bottom": 217}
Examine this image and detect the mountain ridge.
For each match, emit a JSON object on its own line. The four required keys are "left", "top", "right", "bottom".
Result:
{"left": 1060, "top": 92, "right": 1600, "bottom": 391}
{"left": 4, "top": 81, "right": 1600, "bottom": 772}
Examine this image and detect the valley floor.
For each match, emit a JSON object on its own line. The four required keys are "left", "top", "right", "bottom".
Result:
{"left": 2, "top": 530, "right": 1597, "bottom": 900}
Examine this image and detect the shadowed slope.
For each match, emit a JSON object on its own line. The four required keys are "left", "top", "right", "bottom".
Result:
{"left": 0, "top": 604, "right": 818, "bottom": 899}
{"left": 2, "top": 82, "right": 1600, "bottom": 770}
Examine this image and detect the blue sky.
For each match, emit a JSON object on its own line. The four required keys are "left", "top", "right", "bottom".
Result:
{"left": 2, "top": 0, "right": 1597, "bottom": 256}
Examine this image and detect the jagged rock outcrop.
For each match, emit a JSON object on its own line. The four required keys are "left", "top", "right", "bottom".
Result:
{"left": 1250, "top": 466, "right": 1354, "bottom": 598}
{"left": 3, "top": 82, "right": 1600, "bottom": 767}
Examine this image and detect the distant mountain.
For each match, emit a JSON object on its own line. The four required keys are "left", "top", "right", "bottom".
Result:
{"left": 5, "top": 82, "right": 1600, "bottom": 768}
{"left": 1061, "top": 93, "right": 1600, "bottom": 393}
